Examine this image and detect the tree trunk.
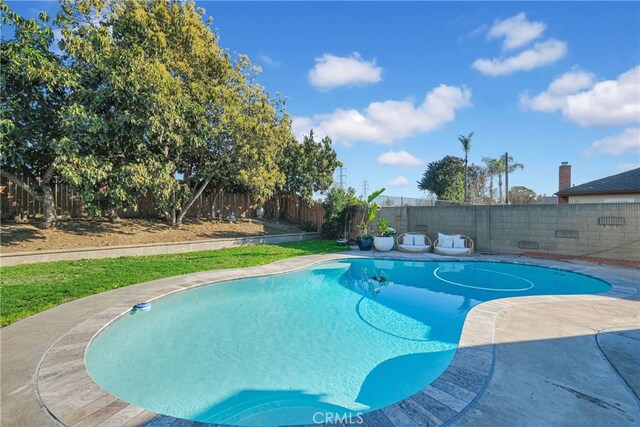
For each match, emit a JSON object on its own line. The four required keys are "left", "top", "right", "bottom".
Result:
{"left": 175, "top": 179, "right": 211, "bottom": 227}
{"left": 1, "top": 168, "right": 58, "bottom": 228}
{"left": 498, "top": 174, "right": 504, "bottom": 204}
{"left": 40, "top": 184, "right": 57, "bottom": 229}
{"left": 464, "top": 155, "right": 468, "bottom": 204}
{"left": 109, "top": 210, "right": 120, "bottom": 223}
{"left": 164, "top": 188, "right": 177, "bottom": 226}
{"left": 210, "top": 189, "right": 219, "bottom": 221}
{"left": 488, "top": 176, "right": 495, "bottom": 204}
{"left": 275, "top": 197, "right": 281, "bottom": 222}
{"left": 164, "top": 209, "right": 177, "bottom": 227}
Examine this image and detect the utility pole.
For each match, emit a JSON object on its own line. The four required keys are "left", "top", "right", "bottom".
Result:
{"left": 362, "top": 180, "right": 369, "bottom": 200}
{"left": 337, "top": 167, "right": 346, "bottom": 189}
{"left": 505, "top": 152, "right": 509, "bottom": 205}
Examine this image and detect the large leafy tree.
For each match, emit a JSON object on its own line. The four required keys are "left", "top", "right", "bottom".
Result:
{"left": 0, "top": 3, "right": 76, "bottom": 227}
{"left": 56, "top": 0, "right": 184, "bottom": 221}
{"left": 467, "top": 163, "right": 488, "bottom": 204}
{"left": 190, "top": 76, "right": 291, "bottom": 226}
{"left": 57, "top": 0, "right": 291, "bottom": 226}
{"left": 417, "top": 155, "right": 465, "bottom": 202}
{"left": 275, "top": 130, "right": 341, "bottom": 218}
{"left": 321, "top": 186, "right": 359, "bottom": 239}
{"left": 509, "top": 186, "right": 537, "bottom": 205}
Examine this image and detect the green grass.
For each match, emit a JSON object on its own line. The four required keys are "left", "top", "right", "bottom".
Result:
{"left": 0, "top": 240, "right": 348, "bottom": 327}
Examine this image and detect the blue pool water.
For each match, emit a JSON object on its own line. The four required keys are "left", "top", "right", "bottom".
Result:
{"left": 86, "top": 259, "right": 609, "bottom": 425}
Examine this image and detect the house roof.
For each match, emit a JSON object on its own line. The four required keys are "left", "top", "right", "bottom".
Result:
{"left": 556, "top": 167, "right": 640, "bottom": 197}
{"left": 536, "top": 196, "right": 559, "bottom": 204}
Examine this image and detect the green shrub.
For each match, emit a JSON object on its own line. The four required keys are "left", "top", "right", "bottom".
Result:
{"left": 321, "top": 187, "right": 359, "bottom": 239}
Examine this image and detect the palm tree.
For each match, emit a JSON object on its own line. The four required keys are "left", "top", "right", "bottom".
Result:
{"left": 482, "top": 156, "right": 501, "bottom": 204}
{"left": 495, "top": 155, "right": 524, "bottom": 203}
{"left": 458, "top": 132, "right": 474, "bottom": 203}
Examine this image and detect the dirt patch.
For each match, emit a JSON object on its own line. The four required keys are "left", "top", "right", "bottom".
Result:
{"left": 0, "top": 218, "right": 303, "bottom": 254}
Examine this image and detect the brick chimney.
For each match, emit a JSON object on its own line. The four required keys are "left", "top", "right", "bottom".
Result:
{"left": 558, "top": 162, "right": 571, "bottom": 204}
{"left": 559, "top": 162, "right": 571, "bottom": 191}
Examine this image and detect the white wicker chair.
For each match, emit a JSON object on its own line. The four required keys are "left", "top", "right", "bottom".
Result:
{"left": 433, "top": 234, "right": 474, "bottom": 256}
{"left": 396, "top": 233, "right": 432, "bottom": 253}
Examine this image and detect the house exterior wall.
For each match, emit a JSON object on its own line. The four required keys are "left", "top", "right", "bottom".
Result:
{"left": 378, "top": 203, "right": 640, "bottom": 262}
{"left": 567, "top": 193, "right": 640, "bottom": 203}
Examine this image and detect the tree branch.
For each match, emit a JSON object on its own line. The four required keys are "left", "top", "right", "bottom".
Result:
{"left": 42, "top": 160, "right": 57, "bottom": 184}
{"left": 177, "top": 178, "right": 211, "bottom": 223}
{"left": 0, "top": 170, "right": 42, "bottom": 200}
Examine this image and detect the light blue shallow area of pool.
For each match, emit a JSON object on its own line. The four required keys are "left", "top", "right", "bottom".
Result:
{"left": 85, "top": 259, "right": 609, "bottom": 426}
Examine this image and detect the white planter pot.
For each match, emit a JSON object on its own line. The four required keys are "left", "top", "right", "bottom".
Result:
{"left": 374, "top": 236, "right": 394, "bottom": 252}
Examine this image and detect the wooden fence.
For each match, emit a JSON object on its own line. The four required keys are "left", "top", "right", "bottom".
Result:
{"left": 0, "top": 175, "right": 326, "bottom": 231}
{"left": 1, "top": 175, "right": 82, "bottom": 219}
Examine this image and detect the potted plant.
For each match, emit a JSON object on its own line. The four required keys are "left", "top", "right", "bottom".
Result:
{"left": 374, "top": 217, "right": 395, "bottom": 252}
{"left": 357, "top": 188, "right": 385, "bottom": 250}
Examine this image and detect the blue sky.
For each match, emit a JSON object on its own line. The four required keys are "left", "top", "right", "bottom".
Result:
{"left": 8, "top": 1, "right": 640, "bottom": 199}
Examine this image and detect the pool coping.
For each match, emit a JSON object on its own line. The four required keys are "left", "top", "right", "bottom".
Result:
{"left": 34, "top": 252, "right": 639, "bottom": 427}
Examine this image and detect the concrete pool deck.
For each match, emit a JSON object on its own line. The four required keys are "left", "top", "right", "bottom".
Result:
{"left": 1, "top": 251, "right": 638, "bottom": 426}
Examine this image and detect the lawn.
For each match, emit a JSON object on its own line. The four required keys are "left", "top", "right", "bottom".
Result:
{"left": 0, "top": 240, "right": 348, "bottom": 326}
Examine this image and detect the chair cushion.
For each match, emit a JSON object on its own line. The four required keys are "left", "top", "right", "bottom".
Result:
{"left": 399, "top": 244, "right": 429, "bottom": 252}
{"left": 403, "top": 234, "right": 415, "bottom": 246}
{"left": 413, "top": 234, "right": 426, "bottom": 246}
{"left": 436, "top": 246, "right": 470, "bottom": 256}
{"left": 453, "top": 238, "right": 466, "bottom": 248}
{"left": 438, "top": 236, "right": 454, "bottom": 248}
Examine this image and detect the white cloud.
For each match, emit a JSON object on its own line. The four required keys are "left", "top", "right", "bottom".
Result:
{"left": 291, "top": 117, "right": 317, "bottom": 142}
{"left": 520, "top": 69, "right": 596, "bottom": 112}
{"left": 616, "top": 162, "right": 640, "bottom": 172}
{"left": 389, "top": 176, "right": 409, "bottom": 187}
{"left": 308, "top": 52, "right": 382, "bottom": 90}
{"left": 564, "top": 66, "right": 640, "bottom": 127}
{"left": 521, "top": 66, "right": 640, "bottom": 127}
{"left": 488, "top": 13, "right": 546, "bottom": 51}
{"left": 292, "top": 84, "right": 472, "bottom": 145}
{"left": 586, "top": 128, "right": 640, "bottom": 156}
{"left": 377, "top": 150, "right": 422, "bottom": 166}
{"left": 473, "top": 39, "right": 567, "bottom": 76}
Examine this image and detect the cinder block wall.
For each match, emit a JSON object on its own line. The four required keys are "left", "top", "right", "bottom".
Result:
{"left": 379, "top": 203, "right": 640, "bottom": 262}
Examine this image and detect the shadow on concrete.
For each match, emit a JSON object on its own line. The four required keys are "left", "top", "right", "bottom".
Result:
{"left": 446, "top": 328, "right": 640, "bottom": 427}
{"left": 596, "top": 328, "right": 640, "bottom": 400}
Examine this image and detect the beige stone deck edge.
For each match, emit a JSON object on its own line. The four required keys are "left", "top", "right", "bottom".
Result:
{"left": 34, "top": 253, "right": 636, "bottom": 427}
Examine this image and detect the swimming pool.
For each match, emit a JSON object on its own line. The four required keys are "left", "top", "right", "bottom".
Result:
{"left": 85, "top": 259, "right": 609, "bottom": 425}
